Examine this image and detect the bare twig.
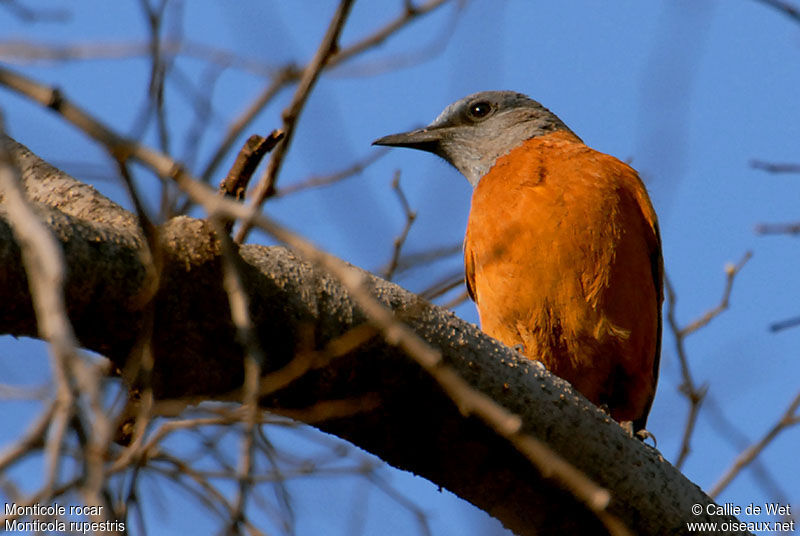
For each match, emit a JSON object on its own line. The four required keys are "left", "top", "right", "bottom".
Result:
{"left": 750, "top": 0, "right": 800, "bottom": 24}
{"left": 114, "top": 155, "right": 161, "bottom": 307}
{"left": 271, "top": 395, "right": 383, "bottom": 424}
{"left": 750, "top": 159, "right": 800, "bottom": 174}
{"left": 1, "top": 133, "right": 77, "bottom": 501}
{"left": 680, "top": 251, "right": 752, "bottom": 337}
{"left": 441, "top": 289, "right": 470, "bottom": 310}
{"left": 139, "top": 0, "right": 171, "bottom": 155}
{"left": 235, "top": 0, "right": 356, "bottom": 243}
{"left": 667, "top": 251, "right": 752, "bottom": 469}
{"left": 219, "top": 132, "right": 284, "bottom": 201}
{"left": 703, "top": 395, "right": 791, "bottom": 503}
{"left": 0, "top": 39, "right": 278, "bottom": 76}
{"left": 325, "top": 0, "right": 455, "bottom": 69}
{"left": 0, "top": 64, "right": 219, "bottom": 210}
{"left": 197, "top": 0, "right": 454, "bottom": 191}
{"left": 769, "top": 315, "right": 800, "bottom": 332}
{"left": 213, "top": 219, "right": 265, "bottom": 531}
{"left": 364, "top": 470, "right": 432, "bottom": 536}
{"left": 755, "top": 221, "right": 800, "bottom": 235}
{"left": 0, "top": 1, "right": 69, "bottom": 22}
{"left": 1, "top": 129, "right": 118, "bottom": 525}
{"left": 331, "top": 4, "right": 460, "bottom": 79}
{"left": 197, "top": 66, "right": 298, "bottom": 187}
{"left": 256, "top": 324, "right": 377, "bottom": 398}
{"left": 383, "top": 172, "right": 417, "bottom": 280}
{"left": 709, "top": 390, "right": 800, "bottom": 498}
{"left": 0, "top": 399, "right": 55, "bottom": 472}
{"left": 274, "top": 147, "right": 388, "bottom": 198}
{"left": 130, "top": 324, "right": 379, "bottom": 425}
{"left": 218, "top": 131, "right": 284, "bottom": 233}
{"left": 173, "top": 63, "right": 225, "bottom": 176}
{"left": 420, "top": 271, "right": 465, "bottom": 302}
{"left": 393, "top": 242, "right": 462, "bottom": 276}
{"left": 147, "top": 452, "right": 243, "bottom": 523}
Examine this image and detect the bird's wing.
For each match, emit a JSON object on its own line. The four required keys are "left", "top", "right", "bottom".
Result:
{"left": 463, "top": 229, "right": 477, "bottom": 304}
{"left": 627, "top": 171, "right": 665, "bottom": 432}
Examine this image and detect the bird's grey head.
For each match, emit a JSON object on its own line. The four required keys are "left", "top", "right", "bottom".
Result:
{"left": 373, "top": 90, "right": 577, "bottom": 186}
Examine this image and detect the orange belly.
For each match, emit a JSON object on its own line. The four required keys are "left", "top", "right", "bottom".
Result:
{"left": 464, "top": 131, "right": 662, "bottom": 427}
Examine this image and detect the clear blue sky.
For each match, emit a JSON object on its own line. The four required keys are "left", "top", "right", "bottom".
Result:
{"left": 1, "top": 1, "right": 798, "bottom": 534}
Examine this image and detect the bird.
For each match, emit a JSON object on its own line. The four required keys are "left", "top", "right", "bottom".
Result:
{"left": 373, "top": 91, "right": 663, "bottom": 436}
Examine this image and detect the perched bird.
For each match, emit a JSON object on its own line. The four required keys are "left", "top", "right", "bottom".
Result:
{"left": 374, "top": 91, "right": 663, "bottom": 435}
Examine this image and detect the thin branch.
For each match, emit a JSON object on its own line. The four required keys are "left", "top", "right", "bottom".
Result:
{"left": 420, "top": 271, "right": 464, "bottom": 302}
{"left": 197, "top": 66, "right": 298, "bottom": 187}
{"left": 255, "top": 324, "right": 378, "bottom": 399}
{"left": 330, "top": 0, "right": 460, "bottom": 79}
{"left": 393, "top": 242, "right": 462, "bottom": 276}
{"left": 139, "top": 0, "right": 171, "bottom": 155}
{"left": 235, "top": 0, "right": 356, "bottom": 243}
{"left": 680, "top": 251, "right": 752, "bottom": 337}
{"left": 664, "top": 296, "right": 706, "bottom": 473}
{"left": 755, "top": 221, "right": 800, "bottom": 235}
{"left": 212, "top": 132, "right": 291, "bottom": 529}
{"left": 769, "top": 315, "right": 800, "bottom": 332}
{"left": 0, "top": 399, "right": 55, "bottom": 472}
{"left": 147, "top": 452, "right": 242, "bottom": 524}
{"left": 110, "top": 153, "right": 161, "bottom": 455}
{"left": 219, "top": 132, "right": 284, "bottom": 201}
{"left": 2, "top": 134, "right": 115, "bottom": 520}
{"left": 325, "top": 0, "right": 456, "bottom": 69}
{"left": 135, "top": 323, "right": 380, "bottom": 415}
{"left": 0, "top": 1, "right": 69, "bottom": 22}
{"left": 364, "top": 470, "right": 432, "bottom": 536}
{"left": 115, "top": 414, "right": 253, "bottom": 471}
{"left": 0, "top": 63, "right": 217, "bottom": 210}
{"left": 383, "top": 172, "right": 417, "bottom": 280}
{"left": 0, "top": 39, "right": 278, "bottom": 76}
{"left": 195, "top": 0, "right": 454, "bottom": 192}
{"left": 751, "top": 0, "right": 800, "bottom": 24}
{"left": 441, "top": 289, "right": 470, "bottom": 310}
{"left": 709, "top": 390, "right": 800, "bottom": 498}
{"left": 0, "top": 477, "right": 83, "bottom": 525}
{"left": 666, "top": 251, "right": 751, "bottom": 469}
{"left": 703, "top": 395, "right": 791, "bottom": 504}
{"left": 273, "top": 147, "right": 388, "bottom": 198}
{"left": 270, "top": 395, "right": 383, "bottom": 424}
{"left": 214, "top": 220, "right": 265, "bottom": 531}
{"left": 218, "top": 131, "right": 284, "bottom": 233}
{"left": 0, "top": 131, "right": 79, "bottom": 502}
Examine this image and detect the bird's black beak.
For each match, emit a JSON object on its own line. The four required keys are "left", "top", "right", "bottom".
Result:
{"left": 372, "top": 127, "right": 444, "bottom": 154}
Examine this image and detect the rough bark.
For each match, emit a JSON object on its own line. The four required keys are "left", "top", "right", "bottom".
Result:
{"left": 0, "top": 136, "right": 748, "bottom": 536}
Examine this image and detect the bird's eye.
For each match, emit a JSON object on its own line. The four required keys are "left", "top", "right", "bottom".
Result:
{"left": 467, "top": 101, "right": 493, "bottom": 121}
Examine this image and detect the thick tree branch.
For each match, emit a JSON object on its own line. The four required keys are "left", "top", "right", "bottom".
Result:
{"left": 0, "top": 137, "right": 750, "bottom": 536}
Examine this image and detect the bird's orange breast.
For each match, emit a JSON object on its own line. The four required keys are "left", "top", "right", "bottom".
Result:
{"left": 464, "top": 131, "right": 663, "bottom": 427}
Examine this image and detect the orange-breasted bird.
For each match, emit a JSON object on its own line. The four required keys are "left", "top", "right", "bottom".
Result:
{"left": 374, "top": 91, "right": 663, "bottom": 435}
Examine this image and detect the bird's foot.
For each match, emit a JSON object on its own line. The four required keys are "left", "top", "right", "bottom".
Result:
{"left": 635, "top": 428, "right": 657, "bottom": 447}
{"left": 620, "top": 419, "right": 634, "bottom": 437}
{"left": 619, "top": 421, "right": 657, "bottom": 446}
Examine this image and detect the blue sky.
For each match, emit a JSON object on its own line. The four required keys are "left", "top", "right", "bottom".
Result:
{"left": 1, "top": 1, "right": 799, "bottom": 534}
